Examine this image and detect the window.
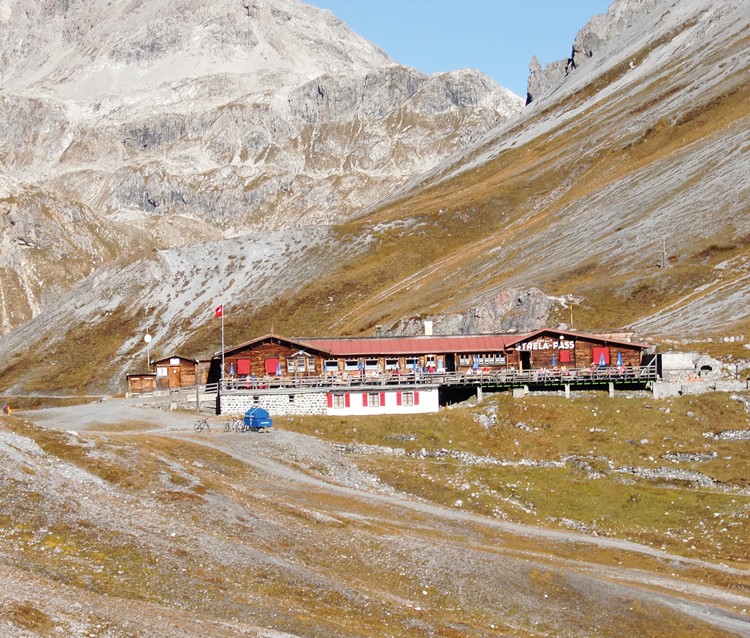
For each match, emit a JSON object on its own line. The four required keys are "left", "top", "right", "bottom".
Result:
{"left": 344, "top": 359, "right": 359, "bottom": 371}
{"left": 459, "top": 355, "right": 471, "bottom": 366}
{"left": 332, "top": 394, "right": 345, "bottom": 408}
{"left": 253, "top": 396, "right": 260, "bottom": 405}
{"left": 405, "top": 357, "right": 418, "bottom": 370}
{"left": 324, "top": 359, "right": 338, "bottom": 372}
{"left": 265, "top": 358, "right": 279, "bottom": 374}
{"left": 288, "top": 395, "right": 295, "bottom": 404}
{"left": 156, "top": 367, "right": 168, "bottom": 377}
{"left": 385, "top": 358, "right": 399, "bottom": 370}
{"left": 365, "top": 359, "right": 379, "bottom": 371}
{"left": 367, "top": 393, "right": 380, "bottom": 407}
{"left": 402, "top": 391, "right": 414, "bottom": 406}
{"left": 287, "top": 355, "right": 312, "bottom": 373}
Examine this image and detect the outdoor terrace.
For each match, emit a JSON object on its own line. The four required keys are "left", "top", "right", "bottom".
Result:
{"left": 218, "top": 363, "right": 658, "bottom": 394}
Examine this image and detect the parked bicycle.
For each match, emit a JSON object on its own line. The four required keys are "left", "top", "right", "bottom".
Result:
{"left": 224, "top": 418, "right": 243, "bottom": 432}
{"left": 194, "top": 418, "right": 210, "bottom": 432}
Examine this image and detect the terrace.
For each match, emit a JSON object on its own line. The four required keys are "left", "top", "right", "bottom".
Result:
{"left": 218, "top": 361, "right": 658, "bottom": 394}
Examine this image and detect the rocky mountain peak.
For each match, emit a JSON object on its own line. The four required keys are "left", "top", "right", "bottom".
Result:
{"left": 0, "top": 0, "right": 523, "bottom": 346}
{"left": 526, "top": 0, "right": 670, "bottom": 104}
{"left": 0, "top": 0, "right": 394, "bottom": 98}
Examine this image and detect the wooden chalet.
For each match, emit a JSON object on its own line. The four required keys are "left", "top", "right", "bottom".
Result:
{"left": 210, "top": 335, "right": 326, "bottom": 384}
{"left": 152, "top": 355, "right": 210, "bottom": 390}
{"left": 210, "top": 329, "right": 651, "bottom": 383}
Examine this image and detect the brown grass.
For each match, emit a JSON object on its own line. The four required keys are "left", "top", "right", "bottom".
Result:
{"left": 279, "top": 391, "right": 750, "bottom": 572}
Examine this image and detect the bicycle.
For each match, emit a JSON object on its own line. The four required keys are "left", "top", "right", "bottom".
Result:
{"left": 224, "top": 418, "right": 243, "bottom": 432}
{"left": 194, "top": 418, "right": 210, "bottom": 432}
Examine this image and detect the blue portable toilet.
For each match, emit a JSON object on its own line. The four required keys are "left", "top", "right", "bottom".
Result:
{"left": 243, "top": 407, "right": 273, "bottom": 430}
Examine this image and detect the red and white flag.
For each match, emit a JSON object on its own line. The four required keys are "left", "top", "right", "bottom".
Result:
{"left": 214, "top": 304, "right": 223, "bottom": 318}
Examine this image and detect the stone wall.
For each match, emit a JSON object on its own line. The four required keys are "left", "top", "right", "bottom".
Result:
{"left": 652, "top": 379, "right": 748, "bottom": 399}
{"left": 220, "top": 392, "right": 328, "bottom": 416}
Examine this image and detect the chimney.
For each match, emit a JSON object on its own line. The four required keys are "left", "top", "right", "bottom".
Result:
{"left": 423, "top": 320, "right": 433, "bottom": 336}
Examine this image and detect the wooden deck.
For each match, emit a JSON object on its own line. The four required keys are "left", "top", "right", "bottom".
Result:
{"left": 219, "top": 364, "right": 658, "bottom": 394}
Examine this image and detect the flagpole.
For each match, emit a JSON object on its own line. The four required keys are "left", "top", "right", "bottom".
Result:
{"left": 221, "top": 308, "right": 225, "bottom": 385}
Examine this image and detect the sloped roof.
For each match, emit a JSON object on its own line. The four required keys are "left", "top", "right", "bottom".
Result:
{"left": 510, "top": 328, "right": 650, "bottom": 350}
{"left": 216, "top": 329, "right": 650, "bottom": 358}
{"left": 151, "top": 354, "right": 198, "bottom": 365}
{"left": 298, "top": 334, "right": 526, "bottom": 356}
{"left": 218, "top": 334, "right": 330, "bottom": 358}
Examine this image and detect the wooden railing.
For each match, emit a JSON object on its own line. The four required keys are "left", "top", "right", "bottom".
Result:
{"left": 219, "top": 363, "right": 657, "bottom": 393}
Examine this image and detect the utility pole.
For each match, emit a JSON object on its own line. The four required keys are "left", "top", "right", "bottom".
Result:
{"left": 661, "top": 237, "right": 667, "bottom": 269}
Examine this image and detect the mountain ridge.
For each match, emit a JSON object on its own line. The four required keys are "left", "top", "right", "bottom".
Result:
{"left": 0, "top": 0, "right": 522, "bottom": 347}
{"left": 1, "top": 0, "right": 749, "bottom": 393}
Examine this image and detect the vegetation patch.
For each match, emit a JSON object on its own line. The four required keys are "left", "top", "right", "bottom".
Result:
{"left": 278, "top": 392, "right": 750, "bottom": 570}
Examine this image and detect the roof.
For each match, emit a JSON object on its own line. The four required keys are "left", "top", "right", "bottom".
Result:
{"left": 299, "top": 334, "right": 526, "bottom": 356}
{"left": 216, "top": 329, "right": 650, "bottom": 358}
{"left": 514, "top": 328, "right": 650, "bottom": 350}
{"left": 218, "top": 334, "right": 329, "bottom": 358}
{"left": 151, "top": 354, "right": 198, "bottom": 365}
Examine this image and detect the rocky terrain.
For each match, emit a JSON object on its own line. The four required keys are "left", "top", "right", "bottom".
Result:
{"left": 0, "top": 0, "right": 749, "bottom": 393}
{"left": 1, "top": 392, "right": 749, "bottom": 637}
{"left": 0, "top": 0, "right": 521, "bottom": 338}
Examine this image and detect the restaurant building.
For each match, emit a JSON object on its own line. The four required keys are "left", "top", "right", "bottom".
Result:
{"left": 211, "top": 329, "right": 653, "bottom": 416}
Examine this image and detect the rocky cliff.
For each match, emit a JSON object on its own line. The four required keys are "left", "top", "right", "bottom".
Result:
{"left": 526, "top": 0, "right": 667, "bottom": 104}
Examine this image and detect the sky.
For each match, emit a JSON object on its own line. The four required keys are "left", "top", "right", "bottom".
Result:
{"left": 307, "top": 0, "right": 612, "bottom": 97}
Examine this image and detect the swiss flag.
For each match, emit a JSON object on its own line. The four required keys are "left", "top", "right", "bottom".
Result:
{"left": 214, "top": 304, "right": 223, "bottom": 318}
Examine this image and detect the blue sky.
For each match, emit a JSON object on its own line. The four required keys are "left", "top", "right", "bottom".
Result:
{"left": 307, "top": 1, "right": 612, "bottom": 97}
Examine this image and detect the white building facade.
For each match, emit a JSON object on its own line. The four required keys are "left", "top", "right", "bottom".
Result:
{"left": 219, "top": 387, "right": 440, "bottom": 417}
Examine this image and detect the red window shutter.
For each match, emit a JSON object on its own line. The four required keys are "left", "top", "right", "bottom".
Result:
{"left": 327, "top": 394, "right": 333, "bottom": 408}
{"left": 414, "top": 391, "right": 420, "bottom": 405}
{"left": 345, "top": 394, "right": 350, "bottom": 408}
{"left": 237, "top": 359, "right": 251, "bottom": 374}
{"left": 396, "top": 392, "right": 402, "bottom": 406}
{"left": 363, "top": 393, "right": 368, "bottom": 407}
{"left": 265, "top": 358, "right": 278, "bottom": 374}
{"left": 380, "top": 392, "right": 385, "bottom": 406}
{"left": 592, "top": 347, "right": 610, "bottom": 365}
{"left": 559, "top": 350, "right": 570, "bottom": 363}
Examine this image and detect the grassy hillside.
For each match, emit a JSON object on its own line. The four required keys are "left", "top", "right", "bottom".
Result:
{"left": 227, "top": 37, "right": 750, "bottom": 341}
{"left": 1, "top": 391, "right": 748, "bottom": 636}
{"left": 279, "top": 391, "right": 750, "bottom": 570}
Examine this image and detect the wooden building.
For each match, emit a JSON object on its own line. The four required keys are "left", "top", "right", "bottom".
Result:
{"left": 506, "top": 329, "right": 647, "bottom": 371}
{"left": 152, "top": 355, "right": 210, "bottom": 390}
{"left": 212, "top": 335, "right": 326, "bottom": 384}
{"left": 211, "top": 329, "right": 650, "bottom": 382}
